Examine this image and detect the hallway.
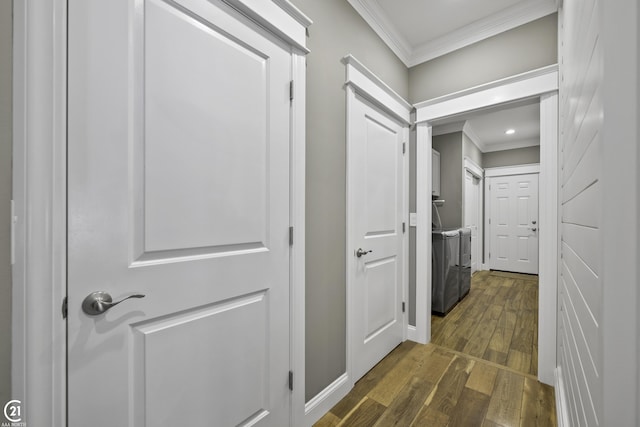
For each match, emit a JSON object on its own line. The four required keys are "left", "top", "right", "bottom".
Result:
{"left": 314, "top": 341, "right": 556, "bottom": 426}
{"left": 431, "top": 271, "right": 539, "bottom": 376}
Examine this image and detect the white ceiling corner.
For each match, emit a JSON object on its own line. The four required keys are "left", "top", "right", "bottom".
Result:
{"left": 462, "top": 122, "right": 487, "bottom": 152}
{"left": 348, "top": 0, "right": 558, "bottom": 68}
{"left": 347, "top": 0, "right": 413, "bottom": 64}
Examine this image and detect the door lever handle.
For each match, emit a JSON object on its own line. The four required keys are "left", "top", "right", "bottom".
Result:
{"left": 356, "top": 248, "right": 373, "bottom": 258}
{"left": 82, "top": 291, "right": 145, "bottom": 316}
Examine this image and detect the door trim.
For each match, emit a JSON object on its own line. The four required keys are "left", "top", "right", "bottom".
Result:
{"left": 12, "top": 1, "right": 310, "bottom": 425}
{"left": 463, "top": 158, "right": 484, "bottom": 272}
{"left": 344, "top": 54, "right": 411, "bottom": 392}
{"left": 414, "top": 65, "right": 558, "bottom": 385}
{"left": 485, "top": 163, "right": 541, "bottom": 177}
{"left": 12, "top": 0, "right": 68, "bottom": 425}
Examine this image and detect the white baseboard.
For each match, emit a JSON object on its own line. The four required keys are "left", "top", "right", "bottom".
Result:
{"left": 481, "top": 263, "right": 490, "bottom": 271}
{"left": 304, "top": 373, "right": 351, "bottom": 426}
{"left": 407, "top": 325, "right": 417, "bottom": 342}
{"left": 554, "top": 367, "right": 571, "bottom": 427}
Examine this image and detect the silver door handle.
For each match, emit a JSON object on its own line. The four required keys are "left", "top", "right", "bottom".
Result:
{"left": 356, "top": 248, "right": 373, "bottom": 258}
{"left": 82, "top": 291, "right": 145, "bottom": 316}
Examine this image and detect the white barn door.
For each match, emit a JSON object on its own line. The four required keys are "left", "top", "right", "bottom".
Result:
{"left": 488, "top": 173, "right": 539, "bottom": 274}
{"left": 67, "top": 0, "right": 293, "bottom": 425}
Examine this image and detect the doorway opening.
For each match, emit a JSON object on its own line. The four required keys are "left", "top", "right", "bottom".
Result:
{"left": 427, "top": 100, "right": 542, "bottom": 376}
{"left": 412, "top": 65, "right": 558, "bottom": 385}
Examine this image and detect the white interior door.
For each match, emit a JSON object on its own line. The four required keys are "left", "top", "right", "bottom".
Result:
{"left": 67, "top": 1, "right": 292, "bottom": 426}
{"left": 489, "top": 173, "right": 539, "bottom": 274}
{"left": 464, "top": 170, "right": 481, "bottom": 273}
{"left": 349, "top": 95, "right": 404, "bottom": 382}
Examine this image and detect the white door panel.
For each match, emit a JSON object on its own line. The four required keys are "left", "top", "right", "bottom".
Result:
{"left": 489, "top": 173, "right": 539, "bottom": 274}
{"left": 68, "top": 0, "right": 292, "bottom": 425}
{"left": 350, "top": 95, "right": 404, "bottom": 382}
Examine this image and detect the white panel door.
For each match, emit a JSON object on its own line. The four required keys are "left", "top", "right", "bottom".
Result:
{"left": 350, "top": 95, "right": 404, "bottom": 382}
{"left": 67, "top": 1, "right": 292, "bottom": 426}
{"left": 489, "top": 173, "right": 539, "bottom": 274}
{"left": 464, "top": 171, "right": 481, "bottom": 273}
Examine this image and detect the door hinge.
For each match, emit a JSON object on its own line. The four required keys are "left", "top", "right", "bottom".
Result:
{"left": 289, "top": 371, "right": 294, "bottom": 391}
{"left": 489, "top": 252, "right": 491, "bottom": 259}
{"left": 289, "top": 80, "right": 294, "bottom": 102}
{"left": 62, "top": 297, "right": 68, "bottom": 319}
{"left": 402, "top": 142, "right": 406, "bottom": 154}
{"left": 402, "top": 222, "right": 406, "bottom": 233}
{"left": 402, "top": 302, "right": 406, "bottom": 313}
{"left": 10, "top": 200, "right": 15, "bottom": 265}
{"left": 289, "top": 226, "right": 294, "bottom": 245}
{"left": 489, "top": 218, "right": 491, "bottom": 225}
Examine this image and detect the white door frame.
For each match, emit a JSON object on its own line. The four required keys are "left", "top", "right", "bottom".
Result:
{"left": 414, "top": 65, "right": 559, "bottom": 385}
{"left": 484, "top": 164, "right": 541, "bottom": 273}
{"left": 463, "top": 157, "right": 484, "bottom": 272}
{"left": 344, "top": 52, "right": 411, "bottom": 395}
{"left": 11, "top": 1, "right": 311, "bottom": 425}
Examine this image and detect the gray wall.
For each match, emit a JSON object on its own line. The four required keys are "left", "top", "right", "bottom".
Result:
{"left": 0, "top": 0, "right": 12, "bottom": 406}
{"left": 408, "top": 14, "right": 558, "bottom": 103}
{"left": 432, "top": 132, "right": 463, "bottom": 229}
{"left": 289, "top": 0, "right": 409, "bottom": 402}
{"left": 463, "top": 133, "right": 483, "bottom": 166}
{"left": 483, "top": 145, "right": 540, "bottom": 168}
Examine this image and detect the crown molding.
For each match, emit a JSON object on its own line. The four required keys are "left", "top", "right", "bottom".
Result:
{"left": 347, "top": 0, "right": 412, "bottom": 65}
{"left": 432, "top": 121, "right": 465, "bottom": 136}
{"left": 463, "top": 121, "right": 540, "bottom": 153}
{"left": 481, "top": 137, "right": 539, "bottom": 153}
{"left": 462, "top": 122, "right": 487, "bottom": 152}
{"left": 348, "top": 0, "right": 557, "bottom": 68}
{"left": 409, "top": 0, "right": 557, "bottom": 66}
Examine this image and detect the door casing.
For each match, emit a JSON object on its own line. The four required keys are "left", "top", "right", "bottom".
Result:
{"left": 414, "top": 65, "right": 559, "bottom": 386}
{"left": 345, "top": 54, "right": 411, "bottom": 399}
{"left": 463, "top": 158, "right": 484, "bottom": 272}
{"left": 11, "top": 1, "right": 310, "bottom": 425}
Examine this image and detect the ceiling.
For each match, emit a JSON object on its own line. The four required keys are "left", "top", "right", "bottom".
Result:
{"left": 433, "top": 100, "right": 540, "bottom": 153}
{"left": 347, "top": 0, "right": 557, "bottom": 67}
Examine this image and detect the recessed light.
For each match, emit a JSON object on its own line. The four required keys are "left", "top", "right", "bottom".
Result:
{"left": 505, "top": 129, "right": 515, "bottom": 135}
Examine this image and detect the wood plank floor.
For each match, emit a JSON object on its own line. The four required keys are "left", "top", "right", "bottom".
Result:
{"left": 431, "top": 270, "right": 539, "bottom": 376}
{"left": 314, "top": 341, "right": 556, "bottom": 427}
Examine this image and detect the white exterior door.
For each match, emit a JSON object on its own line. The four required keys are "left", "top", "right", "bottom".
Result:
{"left": 464, "top": 170, "right": 481, "bottom": 273}
{"left": 67, "top": 1, "right": 292, "bottom": 426}
{"left": 349, "top": 95, "right": 404, "bottom": 382}
{"left": 489, "top": 173, "right": 539, "bottom": 274}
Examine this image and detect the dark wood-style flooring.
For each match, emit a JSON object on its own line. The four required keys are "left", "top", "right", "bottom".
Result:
{"left": 314, "top": 342, "right": 556, "bottom": 427}
{"left": 432, "top": 270, "right": 539, "bottom": 376}
{"left": 314, "top": 271, "right": 554, "bottom": 426}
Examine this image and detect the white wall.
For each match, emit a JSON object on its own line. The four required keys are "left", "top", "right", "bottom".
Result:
{"left": 557, "top": 0, "right": 639, "bottom": 425}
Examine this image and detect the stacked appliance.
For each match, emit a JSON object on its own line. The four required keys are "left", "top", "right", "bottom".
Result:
{"left": 431, "top": 202, "right": 472, "bottom": 315}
